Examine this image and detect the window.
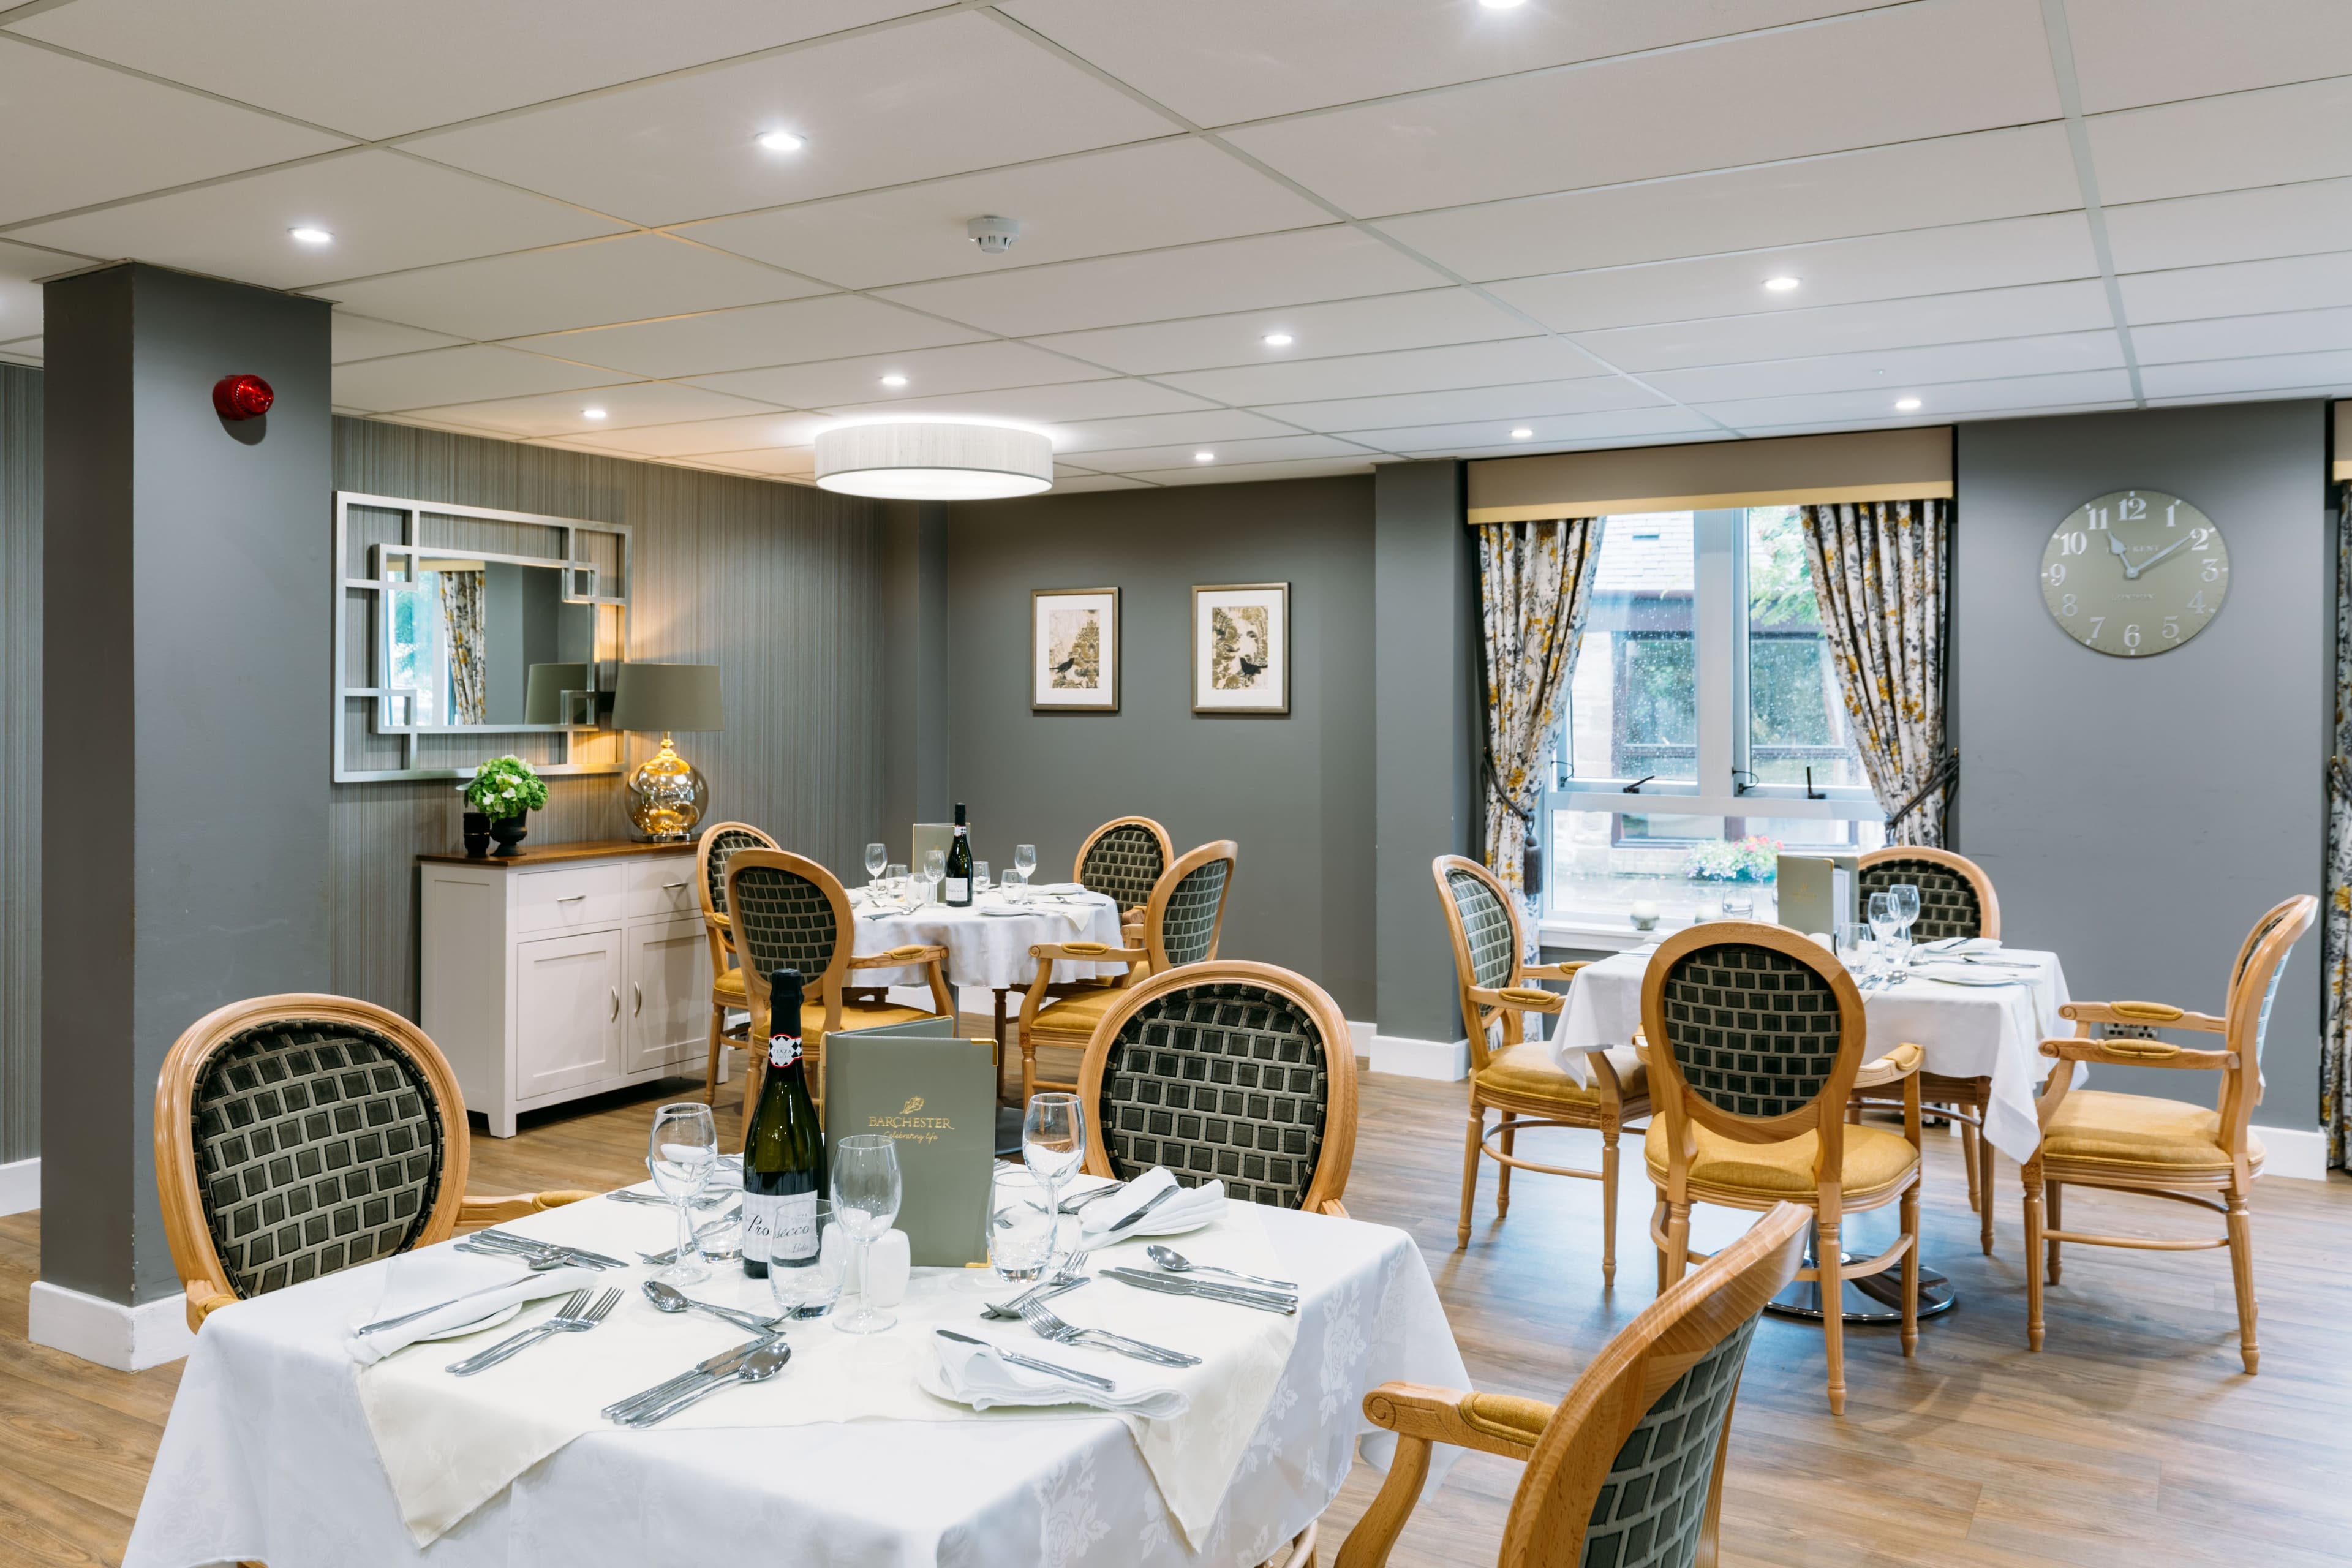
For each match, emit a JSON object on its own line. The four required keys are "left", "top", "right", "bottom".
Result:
{"left": 1542, "top": 508, "right": 1883, "bottom": 931}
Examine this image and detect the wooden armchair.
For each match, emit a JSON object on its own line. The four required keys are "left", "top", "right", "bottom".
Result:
{"left": 1330, "top": 1202, "right": 1807, "bottom": 1568}
{"left": 723, "top": 848, "right": 952, "bottom": 1141}
{"left": 694, "top": 821, "right": 778, "bottom": 1106}
{"left": 1017, "top": 839, "right": 1237, "bottom": 1102}
{"left": 2021, "top": 893, "right": 2315, "bottom": 1373}
{"left": 1433, "top": 854, "right": 1650, "bottom": 1282}
{"left": 1074, "top": 815, "right": 1175, "bottom": 949}
{"left": 1075, "top": 960, "right": 1356, "bottom": 1216}
{"left": 1643, "top": 923, "right": 1926, "bottom": 1414}
{"left": 155, "top": 994, "right": 595, "bottom": 1333}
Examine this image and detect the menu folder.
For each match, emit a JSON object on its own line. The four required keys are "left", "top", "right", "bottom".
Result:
{"left": 821, "top": 1015, "right": 994, "bottom": 1267}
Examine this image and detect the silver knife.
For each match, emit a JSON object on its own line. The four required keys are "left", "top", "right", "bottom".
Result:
{"left": 466, "top": 1232, "right": 631, "bottom": 1270}
{"left": 937, "top": 1329, "right": 1117, "bottom": 1392}
{"left": 1100, "top": 1268, "right": 1297, "bottom": 1315}
{"left": 601, "top": 1335, "right": 779, "bottom": 1419}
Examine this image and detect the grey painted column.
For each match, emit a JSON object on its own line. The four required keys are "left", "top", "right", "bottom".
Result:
{"left": 880, "top": 498, "right": 951, "bottom": 841}
{"left": 1372, "top": 460, "right": 1480, "bottom": 1063}
{"left": 38, "top": 264, "right": 331, "bottom": 1366}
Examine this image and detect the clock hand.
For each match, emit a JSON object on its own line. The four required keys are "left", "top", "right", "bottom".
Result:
{"left": 2132, "top": 534, "right": 2195, "bottom": 576}
{"left": 2106, "top": 530, "right": 2137, "bottom": 579}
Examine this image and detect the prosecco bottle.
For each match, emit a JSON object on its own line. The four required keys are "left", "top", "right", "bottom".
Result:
{"left": 742, "top": 967, "right": 825, "bottom": 1280}
{"left": 944, "top": 802, "right": 974, "bottom": 907}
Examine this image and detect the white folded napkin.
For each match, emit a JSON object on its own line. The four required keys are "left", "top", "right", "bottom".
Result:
{"left": 1023, "top": 882, "right": 1086, "bottom": 897}
{"left": 1918, "top": 936, "right": 2002, "bottom": 955}
{"left": 345, "top": 1251, "right": 599, "bottom": 1366}
{"left": 930, "top": 1330, "right": 1188, "bottom": 1417}
{"left": 1081, "top": 1167, "right": 1227, "bottom": 1238}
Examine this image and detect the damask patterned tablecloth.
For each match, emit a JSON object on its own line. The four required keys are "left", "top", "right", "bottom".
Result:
{"left": 124, "top": 1200, "right": 1467, "bottom": 1568}
{"left": 849, "top": 886, "right": 1129, "bottom": 992}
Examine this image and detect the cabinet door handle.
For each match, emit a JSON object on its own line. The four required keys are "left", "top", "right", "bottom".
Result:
{"left": 632, "top": 982, "right": 643, "bottom": 1017}
{"left": 662, "top": 880, "right": 690, "bottom": 890}
{"left": 609, "top": 987, "right": 620, "bottom": 1020}
{"left": 557, "top": 894, "right": 587, "bottom": 903}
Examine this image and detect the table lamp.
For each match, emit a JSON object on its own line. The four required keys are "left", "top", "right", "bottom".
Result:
{"left": 611, "top": 663, "right": 724, "bottom": 841}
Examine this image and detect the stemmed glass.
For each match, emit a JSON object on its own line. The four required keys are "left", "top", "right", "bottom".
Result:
{"left": 921, "top": 848, "right": 946, "bottom": 905}
{"left": 974, "top": 860, "right": 991, "bottom": 894}
{"left": 864, "top": 843, "right": 888, "bottom": 884}
{"left": 1835, "top": 921, "right": 1875, "bottom": 990}
{"left": 647, "top": 1102, "right": 719, "bottom": 1286}
{"left": 1888, "top": 883, "right": 1921, "bottom": 961}
{"left": 1014, "top": 844, "right": 1038, "bottom": 883}
{"left": 1022, "top": 1093, "right": 1086, "bottom": 1268}
{"left": 884, "top": 862, "right": 907, "bottom": 908}
{"left": 1867, "top": 892, "right": 1903, "bottom": 987}
{"left": 830, "top": 1135, "right": 903, "bottom": 1335}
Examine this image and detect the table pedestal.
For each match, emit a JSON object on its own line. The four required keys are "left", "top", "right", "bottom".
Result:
{"left": 1763, "top": 1228, "right": 1957, "bottom": 1324}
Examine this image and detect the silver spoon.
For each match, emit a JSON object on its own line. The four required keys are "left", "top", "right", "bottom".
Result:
{"left": 1145, "top": 1244, "right": 1297, "bottom": 1291}
{"left": 641, "top": 1279, "right": 788, "bottom": 1334}
{"left": 622, "top": 1341, "right": 791, "bottom": 1427}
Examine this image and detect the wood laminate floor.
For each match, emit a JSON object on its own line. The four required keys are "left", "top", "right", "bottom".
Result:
{"left": 5, "top": 1045, "right": 2349, "bottom": 1567}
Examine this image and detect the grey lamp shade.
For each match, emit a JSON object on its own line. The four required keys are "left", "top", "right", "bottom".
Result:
{"left": 523, "top": 662, "right": 590, "bottom": 725}
{"left": 611, "top": 663, "right": 725, "bottom": 733}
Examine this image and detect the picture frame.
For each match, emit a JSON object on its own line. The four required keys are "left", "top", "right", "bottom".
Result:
{"left": 1192, "top": 582, "right": 1290, "bottom": 715}
{"left": 1031, "top": 587, "right": 1120, "bottom": 712}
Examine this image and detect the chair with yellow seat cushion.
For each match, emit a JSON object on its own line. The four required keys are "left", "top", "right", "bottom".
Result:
{"left": 1433, "top": 854, "right": 1652, "bottom": 1284}
{"left": 695, "top": 821, "right": 777, "bottom": 1106}
{"left": 2021, "top": 894, "right": 2314, "bottom": 1373}
{"left": 1017, "top": 839, "right": 1237, "bottom": 1102}
{"left": 1643, "top": 922, "right": 1926, "bottom": 1415}
{"left": 723, "top": 848, "right": 952, "bottom": 1145}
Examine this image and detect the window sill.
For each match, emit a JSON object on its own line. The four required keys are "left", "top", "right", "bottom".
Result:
{"left": 1537, "top": 917, "right": 1672, "bottom": 953}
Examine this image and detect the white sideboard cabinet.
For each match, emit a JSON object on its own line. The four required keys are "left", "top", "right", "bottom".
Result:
{"left": 421, "top": 840, "right": 711, "bottom": 1137}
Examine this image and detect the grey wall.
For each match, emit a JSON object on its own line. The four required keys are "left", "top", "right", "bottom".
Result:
{"left": 1955, "top": 402, "right": 2331, "bottom": 1128}
{"left": 940, "top": 476, "right": 1378, "bottom": 1020}
{"left": 0, "top": 363, "right": 38, "bottom": 1166}
{"left": 880, "top": 500, "right": 950, "bottom": 834}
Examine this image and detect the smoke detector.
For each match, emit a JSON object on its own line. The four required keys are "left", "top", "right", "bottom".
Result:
{"left": 967, "top": 215, "right": 1022, "bottom": 255}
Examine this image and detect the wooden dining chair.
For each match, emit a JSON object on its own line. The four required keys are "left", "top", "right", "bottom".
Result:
{"left": 1642, "top": 923, "right": 1926, "bottom": 1415}
{"left": 1074, "top": 814, "right": 1175, "bottom": 943}
{"left": 723, "top": 848, "right": 953, "bottom": 1142}
{"left": 154, "top": 993, "right": 597, "bottom": 1333}
{"left": 1074, "top": 959, "right": 1357, "bottom": 1216}
{"left": 1017, "top": 839, "right": 1238, "bottom": 1102}
{"left": 1851, "top": 844, "right": 2004, "bottom": 1254}
{"left": 1432, "top": 855, "right": 1651, "bottom": 1283}
{"left": 1327, "top": 1201, "right": 1808, "bottom": 1568}
{"left": 2021, "top": 893, "right": 2315, "bottom": 1373}
{"left": 695, "top": 821, "right": 778, "bottom": 1106}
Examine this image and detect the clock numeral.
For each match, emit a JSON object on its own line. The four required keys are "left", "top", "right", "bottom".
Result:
{"left": 2166, "top": 501, "right": 2180, "bottom": 528}
{"left": 2190, "top": 526, "right": 2211, "bottom": 550}
{"left": 2124, "top": 624, "right": 2141, "bottom": 650}
{"left": 2087, "top": 615, "right": 2104, "bottom": 640}
{"left": 2189, "top": 591, "right": 2208, "bottom": 613}
{"left": 2086, "top": 507, "right": 2109, "bottom": 530}
{"left": 2162, "top": 616, "right": 2180, "bottom": 641}
{"left": 2057, "top": 530, "right": 2089, "bottom": 556}
{"left": 2201, "top": 560, "right": 2222, "bottom": 582}
{"left": 2045, "top": 562, "right": 2068, "bottom": 586}
{"left": 2060, "top": 593, "right": 2078, "bottom": 617}
{"left": 2119, "top": 496, "right": 2148, "bottom": 521}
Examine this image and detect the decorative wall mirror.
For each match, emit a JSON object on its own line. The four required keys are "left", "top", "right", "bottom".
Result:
{"left": 334, "top": 491, "right": 631, "bottom": 782}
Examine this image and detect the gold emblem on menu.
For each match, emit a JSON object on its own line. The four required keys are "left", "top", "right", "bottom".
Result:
{"left": 902, "top": 1095, "right": 924, "bottom": 1115}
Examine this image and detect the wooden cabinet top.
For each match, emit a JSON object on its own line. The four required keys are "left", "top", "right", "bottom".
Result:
{"left": 418, "top": 839, "right": 696, "bottom": 867}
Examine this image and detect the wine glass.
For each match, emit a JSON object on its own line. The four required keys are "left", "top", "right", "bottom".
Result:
{"left": 1022, "top": 1093, "right": 1086, "bottom": 1267}
{"left": 1014, "top": 843, "right": 1038, "bottom": 882}
{"left": 921, "top": 848, "right": 946, "bottom": 903}
{"left": 864, "top": 843, "right": 888, "bottom": 884}
{"left": 647, "top": 1102, "right": 719, "bottom": 1286}
{"left": 1889, "top": 882, "right": 1921, "bottom": 957}
{"left": 1835, "top": 921, "right": 1874, "bottom": 989}
{"left": 974, "top": 860, "right": 991, "bottom": 894}
{"left": 829, "top": 1136, "right": 903, "bottom": 1335}
{"left": 884, "top": 862, "right": 907, "bottom": 905}
{"left": 1867, "top": 892, "right": 1903, "bottom": 986}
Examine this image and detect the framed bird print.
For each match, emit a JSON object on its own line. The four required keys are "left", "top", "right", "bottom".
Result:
{"left": 1031, "top": 587, "right": 1119, "bottom": 712}
{"left": 1192, "top": 582, "right": 1289, "bottom": 715}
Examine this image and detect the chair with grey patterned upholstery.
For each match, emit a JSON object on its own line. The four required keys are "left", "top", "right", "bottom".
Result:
{"left": 1018, "top": 839, "right": 1238, "bottom": 1102}
{"left": 695, "top": 821, "right": 778, "bottom": 1107}
{"left": 1850, "top": 844, "right": 2004, "bottom": 1254}
{"left": 155, "top": 993, "right": 597, "bottom": 1333}
{"left": 1072, "top": 815, "right": 1175, "bottom": 938}
{"left": 1434, "top": 854, "right": 1651, "bottom": 1283}
{"left": 1325, "top": 1201, "right": 1808, "bottom": 1568}
{"left": 1074, "top": 959, "right": 1357, "bottom": 1217}
{"left": 1643, "top": 922, "right": 1926, "bottom": 1415}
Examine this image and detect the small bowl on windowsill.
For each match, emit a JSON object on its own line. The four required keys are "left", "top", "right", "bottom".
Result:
{"left": 1628, "top": 900, "right": 1660, "bottom": 932}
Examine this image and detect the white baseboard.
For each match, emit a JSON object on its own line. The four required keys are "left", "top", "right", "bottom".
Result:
{"left": 1348, "top": 1020, "right": 1374, "bottom": 1061}
{"left": 1365, "top": 1031, "right": 1470, "bottom": 1081}
{"left": 2254, "top": 1123, "right": 2330, "bottom": 1182}
{"left": 0, "top": 1156, "right": 36, "bottom": 1216}
{"left": 28, "top": 1280, "right": 196, "bottom": 1371}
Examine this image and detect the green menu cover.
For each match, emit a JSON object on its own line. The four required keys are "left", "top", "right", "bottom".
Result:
{"left": 822, "top": 1016, "right": 995, "bottom": 1267}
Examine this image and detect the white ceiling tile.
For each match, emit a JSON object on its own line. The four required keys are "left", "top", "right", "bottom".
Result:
{"left": 676, "top": 138, "right": 1329, "bottom": 289}
{"left": 1066, "top": 434, "right": 1374, "bottom": 472}
{"left": 1573, "top": 280, "right": 2115, "bottom": 372}
{"left": 1223, "top": 0, "right": 2060, "bottom": 218}
{"left": 1487, "top": 213, "right": 2098, "bottom": 334}
{"left": 1736, "top": 403, "right": 2139, "bottom": 437}
{"left": 331, "top": 345, "right": 624, "bottom": 412}
{"left": 1158, "top": 336, "right": 1611, "bottom": 407}
{"left": 507, "top": 295, "right": 988, "bottom": 379}
{"left": 2104, "top": 178, "right": 2352, "bottom": 274}
{"left": 320, "top": 232, "right": 825, "bottom": 341}
{"left": 2137, "top": 349, "right": 2352, "bottom": 400}
{"left": 404, "top": 13, "right": 1175, "bottom": 227}
{"left": 555, "top": 411, "right": 830, "bottom": 457}
{"left": 1403, "top": 431, "right": 1724, "bottom": 459}
{"left": 819, "top": 379, "right": 1208, "bottom": 423}
{"left": 2119, "top": 251, "right": 2352, "bottom": 325}
{"left": 2088, "top": 76, "right": 2352, "bottom": 206}
{"left": 1050, "top": 409, "right": 1299, "bottom": 453}
{"left": 1361, "top": 408, "right": 1731, "bottom": 452}
{"left": 690, "top": 340, "right": 1108, "bottom": 409}
{"left": 1002, "top": 0, "right": 1890, "bottom": 127}
{"left": 1127, "top": 456, "right": 1376, "bottom": 486}
{"left": 7, "top": 0, "right": 934, "bottom": 141}
{"left": 1046, "top": 473, "right": 1155, "bottom": 492}
{"left": 331, "top": 313, "right": 465, "bottom": 364}
{"left": 394, "top": 381, "right": 782, "bottom": 439}
{"left": 6, "top": 149, "right": 624, "bottom": 288}
{"left": 0, "top": 37, "right": 349, "bottom": 226}
{"left": 1025, "top": 288, "right": 1531, "bottom": 376}
{"left": 1252, "top": 375, "right": 1672, "bottom": 435}
{"left": 2132, "top": 307, "right": 2352, "bottom": 365}
{"left": 1694, "top": 369, "right": 2137, "bottom": 430}
{"left": 2064, "top": 0, "right": 2352, "bottom": 113}
{"left": 1643, "top": 330, "right": 2125, "bottom": 402}
{"left": 876, "top": 227, "right": 1437, "bottom": 337}
{"left": 689, "top": 444, "right": 819, "bottom": 478}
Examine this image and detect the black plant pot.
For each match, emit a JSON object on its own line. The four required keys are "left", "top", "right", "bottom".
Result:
{"left": 489, "top": 814, "right": 530, "bottom": 858}
{"left": 462, "top": 811, "right": 493, "bottom": 859}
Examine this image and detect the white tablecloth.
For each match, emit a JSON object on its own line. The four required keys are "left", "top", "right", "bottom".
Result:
{"left": 1554, "top": 943, "right": 2072, "bottom": 1161}
{"left": 126, "top": 1199, "right": 1467, "bottom": 1568}
{"left": 850, "top": 887, "right": 1128, "bottom": 992}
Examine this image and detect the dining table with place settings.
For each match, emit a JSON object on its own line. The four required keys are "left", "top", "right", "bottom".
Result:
{"left": 846, "top": 880, "right": 1131, "bottom": 1057}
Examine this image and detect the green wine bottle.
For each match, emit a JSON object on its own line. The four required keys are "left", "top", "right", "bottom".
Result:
{"left": 742, "top": 967, "right": 825, "bottom": 1279}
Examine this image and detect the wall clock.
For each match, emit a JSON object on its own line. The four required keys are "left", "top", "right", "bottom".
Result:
{"left": 2039, "top": 488, "right": 2228, "bottom": 657}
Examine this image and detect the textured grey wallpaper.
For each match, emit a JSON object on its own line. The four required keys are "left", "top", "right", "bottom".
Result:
{"left": 0, "top": 364, "right": 39, "bottom": 1165}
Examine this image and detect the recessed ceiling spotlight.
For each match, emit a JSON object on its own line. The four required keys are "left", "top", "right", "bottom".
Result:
{"left": 755, "top": 130, "right": 805, "bottom": 153}
{"left": 1262, "top": 332, "right": 1294, "bottom": 347}
{"left": 1895, "top": 396, "right": 1923, "bottom": 412}
{"left": 1763, "top": 276, "right": 1801, "bottom": 292}
{"left": 880, "top": 373, "right": 908, "bottom": 388}
{"left": 1194, "top": 450, "right": 1216, "bottom": 463}
{"left": 1510, "top": 427, "right": 1535, "bottom": 439}
{"left": 288, "top": 226, "right": 333, "bottom": 244}
{"left": 582, "top": 407, "right": 608, "bottom": 420}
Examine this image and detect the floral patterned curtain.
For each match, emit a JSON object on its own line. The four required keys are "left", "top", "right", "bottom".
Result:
{"left": 437, "top": 568, "right": 488, "bottom": 725}
{"left": 1800, "top": 499, "right": 1951, "bottom": 847}
{"left": 1477, "top": 518, "right": 1602, "bottom": 903}
{"left": 2323, "top": 494, "right": 2352, "bottom": 1169}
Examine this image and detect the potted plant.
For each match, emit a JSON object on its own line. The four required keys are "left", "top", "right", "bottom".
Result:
{"left": 461, "top": 755, "right": 549, "bottom": 858}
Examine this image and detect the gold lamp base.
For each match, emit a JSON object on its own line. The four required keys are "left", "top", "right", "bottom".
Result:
{"left": 625, "top": 734, "right": 708, "bottom": 842}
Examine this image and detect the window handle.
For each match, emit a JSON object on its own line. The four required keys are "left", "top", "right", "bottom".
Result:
{"left": 1621, "top": 774, "right": 1656, "bottom": 794}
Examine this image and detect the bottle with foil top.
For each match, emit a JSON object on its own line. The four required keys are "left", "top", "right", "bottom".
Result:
{"left": 741, "top": 967, "right": 826, "bottom": 1279}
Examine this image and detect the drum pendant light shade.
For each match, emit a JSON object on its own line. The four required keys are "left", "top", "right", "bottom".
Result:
{"left": 814, "top": 421, "right": 1054, "bottom": 500}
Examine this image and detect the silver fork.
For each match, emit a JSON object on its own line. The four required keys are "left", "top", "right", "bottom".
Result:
{"left": 1016, "top": 1297, "right": 1200, "bottom": 1368}
{"left": 447, "top": 1287, "right": 622, "bottom": 1376}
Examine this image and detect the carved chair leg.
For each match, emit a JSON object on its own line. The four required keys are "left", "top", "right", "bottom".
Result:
{"left": 1456, "top": 1109, "right": 1483, "bottom": 1249}
{"left": 1977, "top": 1118, "right": 1997, "bottom": 1255}
{"left": 2045, "top": 1181, "right": 2064, "bottom": 1284}
{"left": 1958, "top": 1117, "right": 1982, "bottom": 1213}
{"left": 703, "top": 1005, "right": 728, "bottom": 1107}
{"left": 1330, "top": 1433, "right": 1433, "bottom": 1568}
{"left": 1662, "top": 1200, "right": 1692, "bottom": 1294}
{"left": 2226, "top": 1190, "right": 2259, "bottom": 1374}
{"left": 1600, "top": 1126, "right": 1620, "bottom": 1288}
{"left": 2022, "top": 1164, "right": 2047, "bottom": 1352}
{"left": 1899, "top": 1186, "right": 1921, "bottom": 1358}
{"left": 1020, "top": 1036, "right": 1037, "bottom": 1107}
{"left": 1819, "top": 1214, "right": 1846, "bottom": 1415}
{"left": 1494, "top": 1115, "right": 1517, "bottom": 1217}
